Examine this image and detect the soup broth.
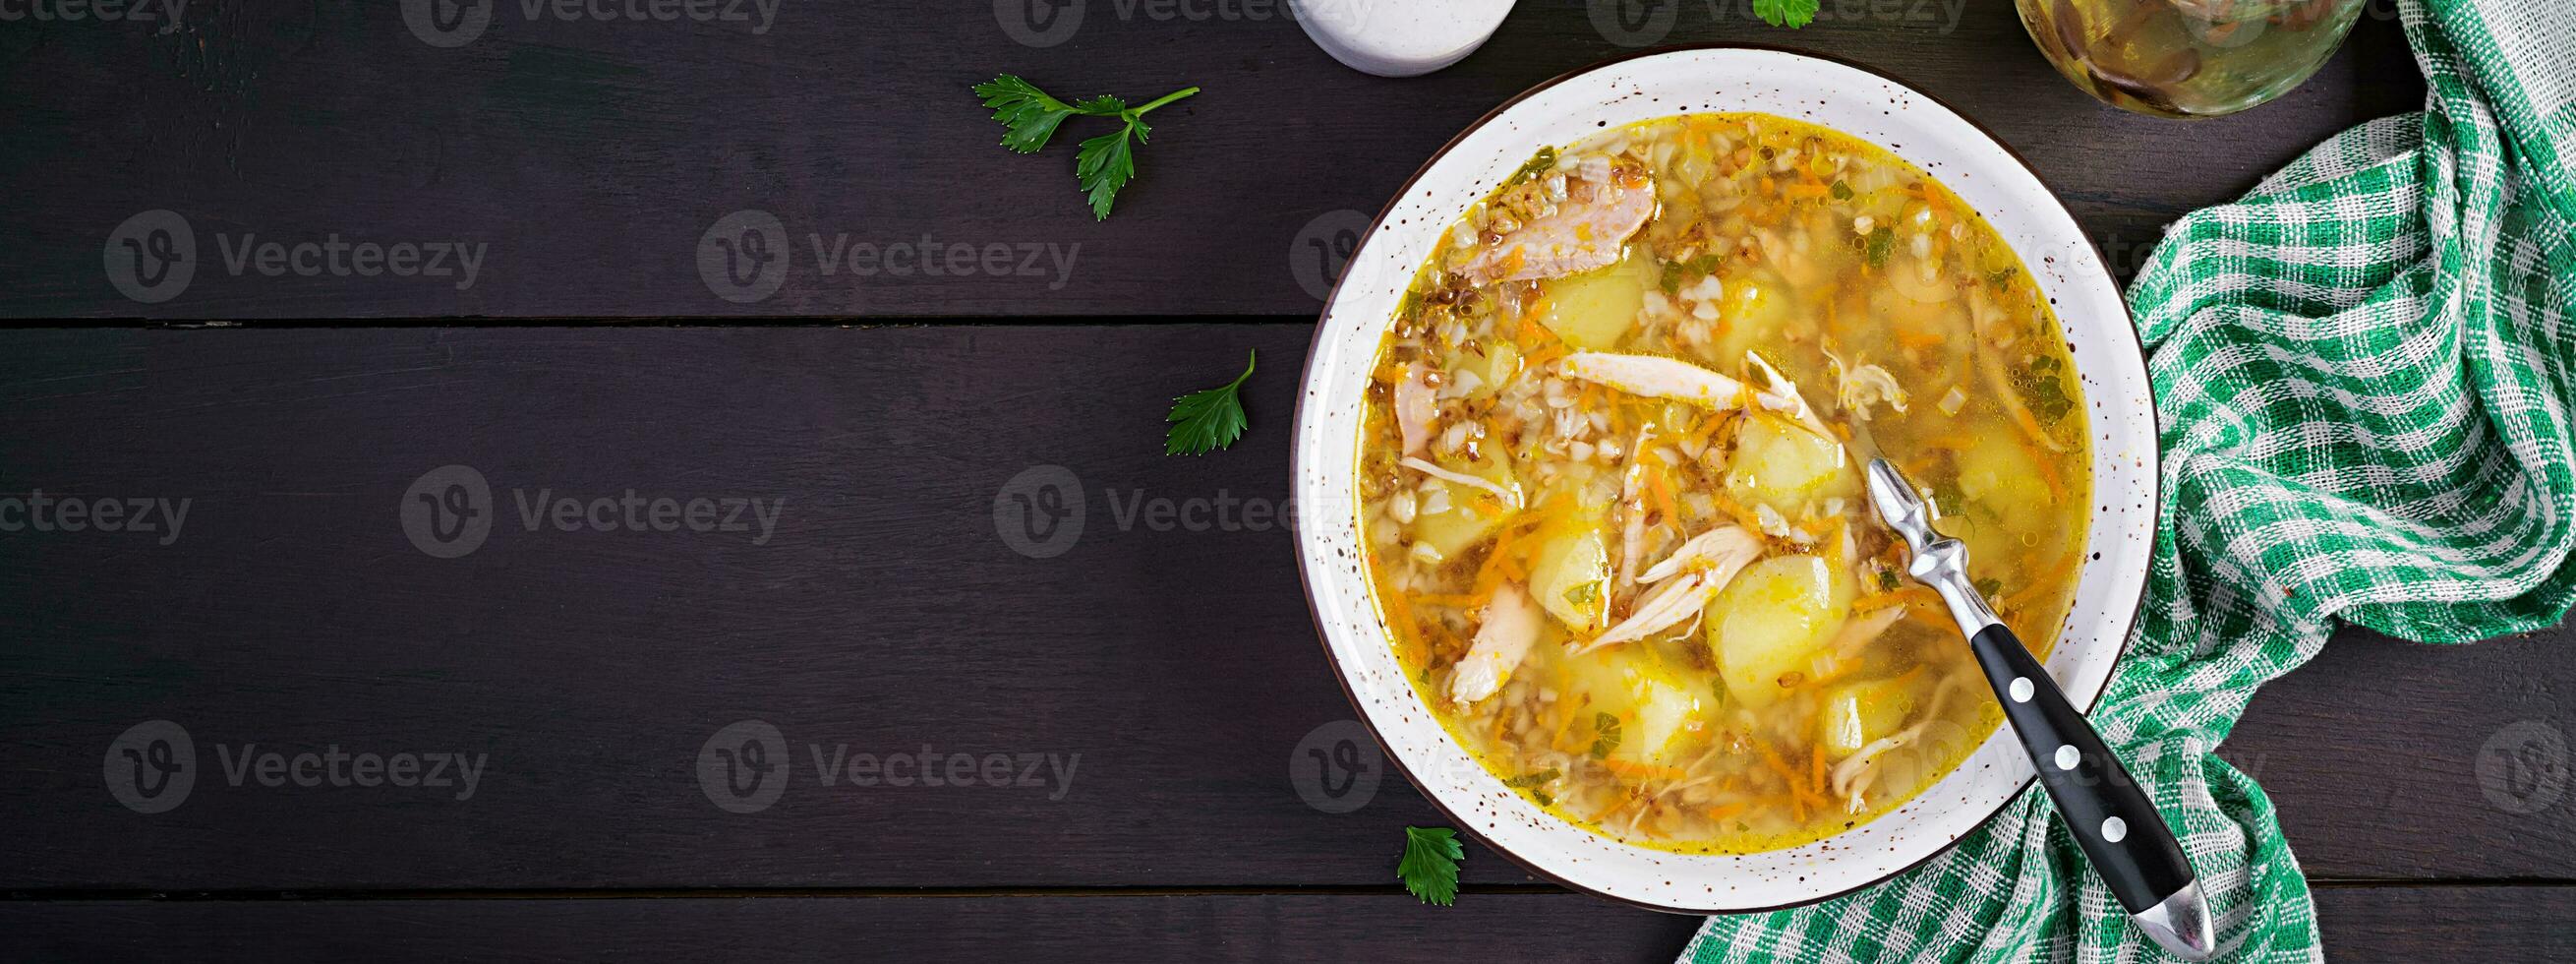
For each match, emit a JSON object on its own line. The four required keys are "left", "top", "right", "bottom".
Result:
{"left": 1357, "top": 113, "right": 2091, "bottom": 853}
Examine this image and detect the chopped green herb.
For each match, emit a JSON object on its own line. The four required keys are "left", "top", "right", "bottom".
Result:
{"left": 1878, "top": 569, "right": 1902, "bottom": 591}
{"left": 1986, "top": 268, "right": 2016, "bottom": 289}
{"left": 1563, "top": 581, "right": 1601, "bottom": 609}
{"left": 2010, "top": 358, "right": 2076, "bottom": 424}
{"left": 1505, "top": 148, "right": 1560, "bottom": 188}
{"left": 1753, "top": 0, "right": 1820, "bottom": 27}
{"left": 974, "top": 75, "right": 1200, "bottom": 220}
{"left": 1589, "top": 711, "right": 1623, "bottom": 759}
{"left": 1503, "top": 768, "right": 1560, "bottom": 789}
{"left": 1864, "top": 227, "right": 1896, "bottom": 269}
{"left": 1397, "top": 826, "right": 1465, "bottom": 906}
{"left": 1974, "top": 576, "right": 2004, "bottom": 599}
{"left": 1830, "top": 180, "right": 1853, "bottom": 201}
{"left": 1164, "top": 350, "right": 1256, "bottom": 455}
{"left": 1660, "top": 261, "right": 1684, "bottom": 294}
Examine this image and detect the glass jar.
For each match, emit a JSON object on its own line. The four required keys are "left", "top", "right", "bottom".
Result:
{"left": 2016, "top": 0, "right": 2370, "bottom": 118}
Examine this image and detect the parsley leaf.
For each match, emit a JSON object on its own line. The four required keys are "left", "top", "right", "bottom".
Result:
{"left": 1398, "top": 826, "right": 1465, "bottom": 906}
{"left": 1589, "top": 711, "right": 1624, "bottom": 759}
{"left": 1753, "top": 0, "right": 1819, "bottom": 28}
{"left": 1164, "top": 350, "right": 1256, "bottom": 455}
{"left": 974, "top": 75, "right": 1198, "bottom": 220}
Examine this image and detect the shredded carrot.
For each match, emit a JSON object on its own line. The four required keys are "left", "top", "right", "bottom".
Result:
{"left": 1854, "top": 584, "right": 1940, "bottom": 613}
{"left": 1645, "top": 469, "right": 1681, "bottom": 525}
{"left": 1810, "top": 744, "right": 1828, "bottom": 798}
{"left": 1785, "top": 182, "right": 1829, "bottom": 200}
{"left": 1603, "top": 758, "right": 1689, "bottom": 782}
{"left": 1894, "top": 327, "right": 1948, "bottom": 350}
{"left": 1706, "top": 802, "right": 1748, "bottom": 822}
{"left": 1410, "top": 594, "right": 1485, "bottom": 608}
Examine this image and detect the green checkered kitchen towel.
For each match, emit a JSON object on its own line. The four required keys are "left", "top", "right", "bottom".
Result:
{"left": 1682, "top": 0, "right": 2576, "bottom": 960}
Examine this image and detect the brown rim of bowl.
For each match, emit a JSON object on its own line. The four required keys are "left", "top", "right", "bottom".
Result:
{"left": 1287, "top": 42, "right": 2160, "bottom": 916}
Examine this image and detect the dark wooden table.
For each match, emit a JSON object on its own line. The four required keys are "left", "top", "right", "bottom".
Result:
{"left": 4, "top": 3, "right": 2570, "bottom": 962}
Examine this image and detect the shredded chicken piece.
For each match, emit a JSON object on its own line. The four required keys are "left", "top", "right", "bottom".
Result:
{"left": 1449, "top": 583, "right": 1545, "bottom": 704}
{"left": 1612, "top": 425, "right": 1657, "bottom": 606}
{"left": 1831, "top": 605, "right": 1907, "bottom": 661}
{"left": 1462, "top": 167, "right": 1657, "bottom": 284}
{"left": 1580, "top": 525, "right": 1764, "bottom": 654}
{"left": 1560, "top": 352, "right": 1749, "bottom": 409}
{"left": 1743, "top": 350, "right": 1839, "bottom": 440}
{"left": 1399, "top": 456, "right": 1522, "bottom": 509}
{"left": 1829, "top": 352, "right": 1910, "bottom": 421}
{"left": 1638, "top": 524, "right": 1765, "bottom": 584}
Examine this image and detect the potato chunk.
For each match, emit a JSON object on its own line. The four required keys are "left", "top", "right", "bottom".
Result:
{"left": 1708, "top": 555, "right": 1850, "bottom": 706}
{"left": 1819, "top": 676, "right": 1920, "bottom": 757}
{"left": 1558, "top": 648, "right": 1707, "bottom": 767}
{"left": 1725, "top": 414, "right": 1858, "bottom": 516}
{"left": 1529, "top": 526, "right": 1610, "bottom": 632}
{"left": 1537, "top": 249, "right": 1652, "bottom": 350}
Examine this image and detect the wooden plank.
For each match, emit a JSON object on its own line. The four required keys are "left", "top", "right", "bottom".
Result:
{"left": 0, "top": 6, "right": 2421, "bottom": 318}
{"left": 0, "top": 886, "right": 2563, "bottom": 962}
{"left": 1, "top": 328, "right": 2566, "bottom": 892}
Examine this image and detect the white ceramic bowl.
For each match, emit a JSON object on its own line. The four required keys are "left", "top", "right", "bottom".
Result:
{"left": 1291, "top": 46, "right": 2156, "bottom": 912}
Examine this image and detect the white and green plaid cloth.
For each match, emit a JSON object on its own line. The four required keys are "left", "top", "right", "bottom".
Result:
{"left": 1682, "top": 0, "right": 2576, "bottom": 959}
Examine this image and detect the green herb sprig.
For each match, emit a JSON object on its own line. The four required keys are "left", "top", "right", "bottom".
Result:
{"left": 1164, "top": 350, "right": 1255, "bottom": 455}
{"left": 973, "top": 75, "right": 1200, "bottom": 220}
{"left": 1397, "top": 825, "right": 1465, "bottom": 906}
{"left": 1754, "top": 0, "right": 1820, "bottom": 28}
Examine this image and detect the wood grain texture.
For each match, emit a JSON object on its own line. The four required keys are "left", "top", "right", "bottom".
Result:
{"left": 0, "top": 886, "right": 2565, "bottom": 962}
{"left": 0, "top": 4, "right": 2423, "bottom": 318}
{"left": 0, "top": 327, "right": 2566, "bottom": 893}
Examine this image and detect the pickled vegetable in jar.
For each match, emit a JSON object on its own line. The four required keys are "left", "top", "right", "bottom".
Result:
{"left": 2017, "top": 0, "right": 2368, "bottom": 117}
